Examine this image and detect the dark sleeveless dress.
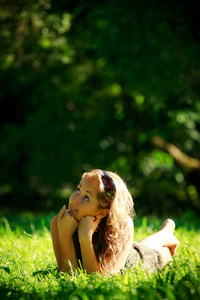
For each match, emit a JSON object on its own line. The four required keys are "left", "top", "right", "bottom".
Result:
{"left": 72, "top": 230, "right": 82, "bottom": 266}
{"left": 72, "top": 230, "right": 164, "bottom": 273}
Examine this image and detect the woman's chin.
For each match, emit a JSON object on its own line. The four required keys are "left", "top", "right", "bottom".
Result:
{"left": 68, "top": 209, "right": 80, "bottom": 221}
{"left": 68, "top": 210, "right": 73, "bottom": 217}
{"left": 68, "top": 209, "right": 76, "bottom": 217}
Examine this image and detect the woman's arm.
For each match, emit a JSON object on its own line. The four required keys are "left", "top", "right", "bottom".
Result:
{"left": 79, "top": 236, "right": 100, "bottom": 273}
{"left": 51, "top": 205, "right": 79, "bottom": 273}
{"left": 78, "top": 215, "right": 101, "bottom": 273}
{"left": 59, "top": 234, "right": 79, "bottom": 272}
{"left": 58, "top": 206, "right": 79, "bottom": 272}
{"left": 50, "top": 215, "right": 63, "bottom": 270}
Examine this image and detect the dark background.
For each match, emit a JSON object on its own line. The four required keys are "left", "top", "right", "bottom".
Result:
{"left": 0, "top": 0, "right": 200, "bottom": 217}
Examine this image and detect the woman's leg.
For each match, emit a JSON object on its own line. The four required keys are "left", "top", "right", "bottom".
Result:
{"left": 139, "top": 219, "right": 179, "bottom": 256}
{"left": 50, "top": 215, "right": 62, "bottom": 270}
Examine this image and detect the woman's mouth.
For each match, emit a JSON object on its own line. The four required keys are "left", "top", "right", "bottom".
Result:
{"left": 69, "top": 205, "right": 78, "bottom": 213}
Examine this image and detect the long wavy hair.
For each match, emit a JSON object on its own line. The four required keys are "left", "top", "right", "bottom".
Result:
{"left": 82, "top": 169, "right": 135, "bottom": 273}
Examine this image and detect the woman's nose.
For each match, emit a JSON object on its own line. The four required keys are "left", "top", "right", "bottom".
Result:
{"left": 71, "top": 195, "right": 79, "bottom": 206}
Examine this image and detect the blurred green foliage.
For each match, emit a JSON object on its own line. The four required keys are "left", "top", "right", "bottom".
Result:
{"left": 0, "top": 0, "right": 200, "bottom": 215}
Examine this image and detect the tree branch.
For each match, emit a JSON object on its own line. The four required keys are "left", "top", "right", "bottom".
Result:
{"left": 151, "top": 136, "right": 200, "bottom": 171}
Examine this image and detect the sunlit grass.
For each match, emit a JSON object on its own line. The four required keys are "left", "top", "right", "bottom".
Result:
{"left": 0, "top": 213, "right": 200, "bottom": 299}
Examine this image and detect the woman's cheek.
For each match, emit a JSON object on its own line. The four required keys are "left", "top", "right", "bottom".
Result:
{"left": 70, "top": 192, "right": 76, "bottom": 201}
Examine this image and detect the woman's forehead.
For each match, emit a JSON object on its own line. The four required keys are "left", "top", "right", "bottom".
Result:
{"left": 80, "top": 176, "right": 99, "bottom": 192}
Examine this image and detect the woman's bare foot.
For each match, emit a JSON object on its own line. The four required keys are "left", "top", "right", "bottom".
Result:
{"left": 161, "top": 219, "right": 175, "bottom": 231}
{"left": 161, "top": 219, "right": 179, "bottom": 256}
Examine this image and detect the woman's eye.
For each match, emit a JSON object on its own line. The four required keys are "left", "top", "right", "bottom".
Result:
{"left": 85, "top": 195, "right": 89, "bottom": 201}
{"left": 76, "top": 187, "right": 80, "bottom": 194}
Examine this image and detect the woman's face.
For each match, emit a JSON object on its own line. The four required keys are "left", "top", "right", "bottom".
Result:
{"left": 68, "top": 176, "right": 102, "bottom": 221}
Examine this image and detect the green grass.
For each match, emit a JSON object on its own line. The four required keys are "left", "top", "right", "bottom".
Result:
{"left": 0, "top": 212, "right": 200, "bottom": 299}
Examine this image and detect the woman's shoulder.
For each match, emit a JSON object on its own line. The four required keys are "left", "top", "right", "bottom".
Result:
{"left": 127, "top": 216, "right": 134, "bottom": 232}
{"left": 125, "top": 216, "right": 134, "bottom": 242}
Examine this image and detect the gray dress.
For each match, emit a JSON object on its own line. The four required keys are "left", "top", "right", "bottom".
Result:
{"left": 123, "top": 241, "right": 164, "bottom": 272}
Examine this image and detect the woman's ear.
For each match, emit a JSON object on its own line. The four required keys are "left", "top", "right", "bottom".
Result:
{"left": 97, "top": 209, "right": 109, "bottom": 219}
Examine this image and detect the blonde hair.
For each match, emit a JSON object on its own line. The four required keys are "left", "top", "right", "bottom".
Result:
{"left": 82, "top": 169, "right": 135, "bottom": 273}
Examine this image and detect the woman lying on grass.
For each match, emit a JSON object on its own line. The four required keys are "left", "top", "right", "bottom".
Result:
{"left": 51, "top": 169, "right": 179, "bottom": 274}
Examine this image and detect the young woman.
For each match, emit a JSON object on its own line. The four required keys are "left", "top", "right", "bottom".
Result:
{"left": 50, "top": 169, "right": 179, "bottom": 274}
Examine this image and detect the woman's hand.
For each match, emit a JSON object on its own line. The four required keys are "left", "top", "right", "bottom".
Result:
{"left": 57, "top": 205, "right": 78, "bottom": 241}
{"left": 78, "top": 215, "right": 101, "bottom": 242}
